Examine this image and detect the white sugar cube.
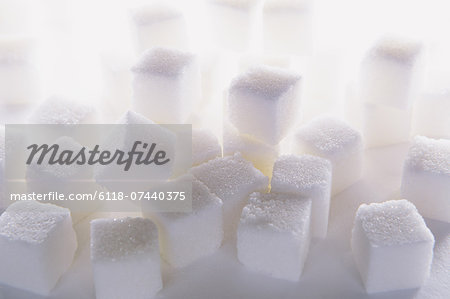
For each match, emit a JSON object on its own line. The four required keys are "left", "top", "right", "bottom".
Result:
{"left": 90, "top": 217, "right": 162, "bottom": 299}
{"left": 131, "top": 47, "right": 201, "bottom": 124}
{"left": 351, "top": 200, "right": 435, "bottom": 293}
{"left": 143, "top": 178, "right": 223, "bottom": 268}
{"left": 237, "top": 192, "right": 312, "bottom": 281}
{"left": 131, "top": 3, "right": 188, "bottom": 54}
{"left": 263, "top": 0, "right": 313, "bottom": 55}
{"left": 401, "top": 136, "right": 450, "bottom": 222}
{"left": 223, "top": 121, "right": 279, "bottom": 177}
{"left": 0, "top": 36, "right": 38, "bottom": 105}
{"left": 358, "top": 37, "right": 424, "bottom": 110}
{"left": 26, "top": 136, "right": 99, "bottom": 223}
{"left": 293, "top": 116, "right": 363, "bottom": 195}
{"left": 28, "top": 95, "right": 98, "bottom": 124}
{"left": 206, "top": 0, "right": 259, "bottom": 52}
{"left": 190, "top": 153, "right": 269, "bottom": 239}
{"left": 271, "top": 154, "right": 332, "bottom": 239}
{"left": 0, "top": 201, "right": 77, "bottom": 295}
{"left": 192, "top": 128, "right": 221, "bottom": 166}
{"left": 228, "top": 66, "right": 302, "bottom": 145}
{"left": 100, "top": 53, "right": 133, "bottom": 122}
{"left": 363, "top": 102, "right": 413, "bottom": 148}
{"left": 412, "top": 91, "right": 450, "bottom": 139}
{"left": 94, "top": 110, "right": 176, "bottom": 192}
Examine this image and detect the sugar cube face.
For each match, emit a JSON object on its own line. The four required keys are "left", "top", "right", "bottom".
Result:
{"left": 206, "top": 0, "right": 259, "bottom": 52}
{"left": 237, "top": 192, "right": 312, "bottom": 281}
{"left": 94, "top": 110, "right": 176, "bottom": 192}
{"left": 28, "top": 96, "right": 97, "bottom": 124}
{"left": 412, "top": 91, "right": 450, "bottom": 139}
{"left": 363, "top": 101, "right": 412, "bottom": 148}
{"left": 0, "top": 36, "right": 38, "bottom": 104}
{"left": 143, "top": 178, "right": 223, "bottom": 268}
{"left": 0, "top": 201, "right": 77, "bottom": 295}
{"left": 228, "top": 66, "right": 302, "bottom": 145}
{"left": 400, "top": 136, "right": 450, "bottom": 222}
{"left": 192, "top": 128, "right": 221, "bottom": 166}
{"left": 263, "top": 0, "right": 313, "bottom": 55}
{"left": 223, "top": 121, "right": 279, "bottom": 176}
{"left": 351, "top": 200, "right": 435, "bottom": 293}
{"left": 131, "top": 47, "right": 201, "bottom": 124}
{"left": 100, "top": 53, "right": 133, "bottom": 122}
{"left": 131, "top": 3, "right": 188, "bottom": 54}
{"left": 190, "top": 153, "right": 269, "bottom": 239}
{"left": 293, "top": 116, "right": 363, "bottom": 195}
{"left": 271, "top": 154, "right": 332, "bottom": 239}
{"left": 91, "top": 217, "right": 162, "bottom": 299}
{"left": 358, "top": 37, "right": 424, "bottom": 110}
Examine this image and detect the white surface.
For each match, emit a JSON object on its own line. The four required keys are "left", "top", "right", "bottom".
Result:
{"left": 0, "top": 141, "right": 448, "bottom": 299}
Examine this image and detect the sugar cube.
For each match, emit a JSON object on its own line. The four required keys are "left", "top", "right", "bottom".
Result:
{"left": 227, "top": 66, "right": 302, "bottom": 145}
{"left": 28, "top": 95, "right": 98, "bottom": 124}
{"left": 143, "top": 177, "right": 223, "bottom": 268}
{"left": 363, "top": 101, "right": 413, "bottom": 148}
{"left": 131, "top": 47, "right": 201, "bottom": 124}
{"left": 190, "top": 153, "right": 269, "bottom": 239}
{"left": 237, "top": 192, "right": 312, "bottom": 281}
{"left": 400, "top": 136, "right": 450, "bottom": 222}
{"left": 351, "top": 200, "right": 435, "bottom": 293}
{"left": 263, "top": 0, "right": 313, "bottom": 55}
{"left": 293, "top": 116, "right": 363, "bottom": 195}
{"left": 94, "top": 110, "right": 176, "bottom": 192}
{"left": 100, "top": 53, "right": 133, "bottom": 122}
{"left": 0, "top": 36, "right": 38, "bottom": 105}
{"left": 131, "top": 3, "right": 188, "bottom": 54}
{"left": 192, "top": 128, "right": 221, "bottom": 166}
{"left": 358, "top": 36, "right": 424, "bottom": 110}
{"left": 412, "top": 90, "right": 450, "bottom": 139}
{"left": 90, "top": 217, "right": 162, "bottom": 299}
{"left": 223, "top": 121, "right": 279, "bottom": 177}
{"left": 26, "top": 136, "right": 99, "bottom": 223}
{"left": 0, "top": 201, "right": 77, "bottom": 295}
{"left": 271, "top": 154, "right": 332, "bottom": 238}
{"left": 206, "top": 0, "right": 259, "bottom": 52}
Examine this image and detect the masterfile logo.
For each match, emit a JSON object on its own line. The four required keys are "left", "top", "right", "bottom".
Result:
{"left": 4, "top": 124, "right": 192, "bottom": 213}
{"left": 26, "top": 140, "right": 171, "bottom": 171}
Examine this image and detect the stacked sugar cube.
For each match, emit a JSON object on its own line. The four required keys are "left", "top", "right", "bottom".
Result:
{"left": 351, "top": 200, "right": 434, "bottom": 293}
{"left": 94, "top": 110, "right": 177, "bottom": 192}
{"left": 206, "top": 0, "right": 260, "bottom": 52}
{"left": 131, "top": 2, "right": 188, "bottom": 54}
{"left": 131, "top": 47, "right": 201, "bottom": 124}
{"left": 0, "top": 201, "right": 77, "bottom": 295}
{"left": 263, "top": 0, "right": 313, "bottom": 56}
{"left": 357, "top": 36, "right": 424, "bottom": 147}
{"left": 400, "top": 136, "right": 450, "bottom": 222}
{"left": 293, "top": 116, "right": 363, "bottom": 195}
{"left": 412, "top": 89, "right": 450, "bottom": 139}
{"left": 224, "top": 65, "right": 302, "bottom": 176}
{"left": 190, "top": 153, "right": 268, "bottom": 240}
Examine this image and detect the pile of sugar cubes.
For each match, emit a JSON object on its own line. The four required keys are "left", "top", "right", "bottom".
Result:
{"left": 0, "top": 0, "right": 449, "bottom": 297}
